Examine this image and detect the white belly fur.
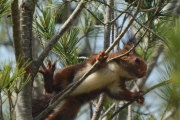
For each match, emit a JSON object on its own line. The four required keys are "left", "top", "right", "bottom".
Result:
{"left": 70, "top": 62, "right": 125, "bottom": 95}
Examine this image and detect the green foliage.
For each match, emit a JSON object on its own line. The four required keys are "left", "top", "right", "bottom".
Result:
{"left": 33, "top": 6, "right": 56, "bottom": 41}
{"left": 52, "top": 27, "right": 80, "bottom": 66}
{"left": 133, "top": 0, "right": 172, "bottom": 61}
{"left": 0, "top": 56, "right": 31, "bottom": 120}
{"left": 79, "top": 9, "right": 102, "bottom": 37}
{"left": 0, "top": 56, "right": 31, "bottom": 94}
{"left": 155, "top": 18, "right": 180, "bottom": 119}
{"left": 47, "top": 1, "right": 64, "bottom": 9}
{"left": 103, "top": 97, "right": 114, "bottom": 118}
{"left": 34, "top": 2, "right": 81, "bottom": 66}
{"left": 0, "top": 0, "right": 11, "bottom": 19}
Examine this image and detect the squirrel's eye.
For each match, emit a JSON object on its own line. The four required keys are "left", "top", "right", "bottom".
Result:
{"left": 134, "top": 58, "right": 140, "bottom": 63}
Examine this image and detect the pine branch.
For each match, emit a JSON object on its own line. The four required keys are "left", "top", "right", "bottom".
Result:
{"left": 34, "top": 0, "right": 87, "bottom": 74}
{"left": 108, "top": 79, "right": 171, "bottom": 120}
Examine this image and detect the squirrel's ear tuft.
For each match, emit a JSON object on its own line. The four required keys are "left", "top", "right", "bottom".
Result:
{"left": 123, "top": 42, "right": 134, "bottom": 50}
{"left": 122, "top": 42, "right": 135, "bottom": 54}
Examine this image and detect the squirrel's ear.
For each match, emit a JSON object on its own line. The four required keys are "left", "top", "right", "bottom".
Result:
{"left": 123, "top": 42, "right": 135, "bottom": 54}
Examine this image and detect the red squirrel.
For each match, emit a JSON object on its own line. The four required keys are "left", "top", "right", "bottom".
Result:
{"left": 32, "top": 42, "right": 147, "bottom": 120}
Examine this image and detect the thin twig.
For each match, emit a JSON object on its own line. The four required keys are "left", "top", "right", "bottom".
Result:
{"left": 4, "top": 18, "right": 13, "bottom": 46}
{"left": 91, "top": 94, "right": 106, "bottom": 120}
{"left": 108, "top": 79, "right": 171, "bottom": 120}
{"left": 133, "top": 81, "right": 156, "bottom": 120}
{"left": 92, "top": 30, "right": 98, "bottom": 54}
{"left": 128, "top": 105, "right": 132, "bottom": 120}
{"left": 10, "top": 93, "right": 17, "bottom": 118}
{"left": 160, "top": 100, "right": 170, "bottom": 120}
{"left": 104, "top": 0, "right": 142, "bottom": 55}
{"left": 95, "top": 0, "right": 138, "bottom": 25}
{"left": 101, "top": 103, "right": 116, "bottom": 119}
{"left": 85, "top": 7, "right": 105, "bottom": 25}
{"left": 132, "top": 110, "right": 149, "bottom": 115}
{"left": 89, "top": 103, "right": 93, "bottom": 119}
{"left": 110, "top": 0, "right": 139, "bottom": 25}
{"left": 77, "top": 56, "right": 88, "bottom": 60}
{"left": 111, "top": 1, "right": 114, "bottom": 52}
{"left": 97, "top": 0, "right": 168, "bottom": 47}
{"left": 107, "top": 28, "right": 147, "bottom": 63}
{"left": 140, "top": 4, "right": 167, "bottom": 12}
{"left": 113, "top": 103, "right": 119, "bottom": 120}
{"left": 34, "top": 7, "right": 48, "bottom": 63}
{"left": 91, "top": 101, "right": 98, "bottom": 107}
{"left": 140, "top": 7, "right": 158, "bottom": 12}
{"left": 112, "top": 11, "right": 168, "bottom": 47}
{"left": 8, "top": 91, "right": 12, "bottom": 120}
{"left": 91, "top": 2, "right": 105, "bottom": 18}
{"left": 118, "top": 13, "right": 128, "bottom": 34}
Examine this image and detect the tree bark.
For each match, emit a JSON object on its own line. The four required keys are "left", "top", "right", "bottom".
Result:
{"left": 11, "top": 0, "right": 22, "bottom": 61}
{"left": 103, "top": 0, "right": 113, "bottom": 49}
{"left": 16, "top": 1, "right": 35, "bottom": 120}
{"left": 91, "top": 0, "right": 113, "bottom": 119}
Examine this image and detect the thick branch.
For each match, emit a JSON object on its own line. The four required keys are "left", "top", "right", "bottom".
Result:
{"left": 103, "top": 0, "right": 113, "bottom": 49}
{"left": 11, "top": 0, "right": 22, "bottom": 61}
{"left": 16, "top": 1, "right": 35, "bottom": 120}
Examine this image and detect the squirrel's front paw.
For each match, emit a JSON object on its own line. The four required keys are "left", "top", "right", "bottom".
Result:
{"left": 136, "top": 96, "right": 144, "bottom": 104}
{"left": 132, "top": 90, "right": 144, "bottom": 104}
{"left": 38, "top": 60, "right": 56, "bottom": 93}
{"left": 38, "top": 60, "right": 56, "bottom": 76}
{"left": 133, "top": 90, "right": 144, "bottom": 104}
{"left": 96, "top": 50, "right": 108, "bottom": 68}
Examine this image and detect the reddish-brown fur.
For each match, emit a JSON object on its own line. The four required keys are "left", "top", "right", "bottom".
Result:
{"left": 45, "top": 90, "right": 102, "bottom": 120}
{"left": 33, "top": 42, "right": 147, "bottom": 120}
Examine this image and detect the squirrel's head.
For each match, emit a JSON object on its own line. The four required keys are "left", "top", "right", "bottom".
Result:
{"left": 117, "top": 42, "right": 147, "bottom": 79}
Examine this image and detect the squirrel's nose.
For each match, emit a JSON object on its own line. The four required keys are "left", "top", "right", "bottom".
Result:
{"left": 142, "top": 71, "right": 147, "bottom": 77}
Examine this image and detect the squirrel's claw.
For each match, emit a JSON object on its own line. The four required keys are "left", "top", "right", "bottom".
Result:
{"left": 38, "top": 60, "right": 56, "bottom": 75}
{"left": 136, "top": 97, "right": 144, "bottom": 104}
{"left": 96, "top": 50, "right": 108, "bottom": 68}
{"left": 134, "top": 90, "right": 144, "bottom": 104}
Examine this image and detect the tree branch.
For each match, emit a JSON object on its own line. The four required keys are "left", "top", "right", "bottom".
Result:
{"left": 97, "top": 0, "right": 168, "bottom": 47}
{"left": 11, "top": 0, "right": 22, "bottom": 61}
{"left": 108, "top": 79, "right": 171, "bottom": 120}
{"left": 33, "top": 0, "right": 87, "bottom": 74}
{"left": 91, "top": 94, "right": 106, "bottom": 120}
{"left": 101, "top": 103, "right": 116, "bottom": 119}
{"left": 85, "top": 7, "right": 105, "bottom": 25}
